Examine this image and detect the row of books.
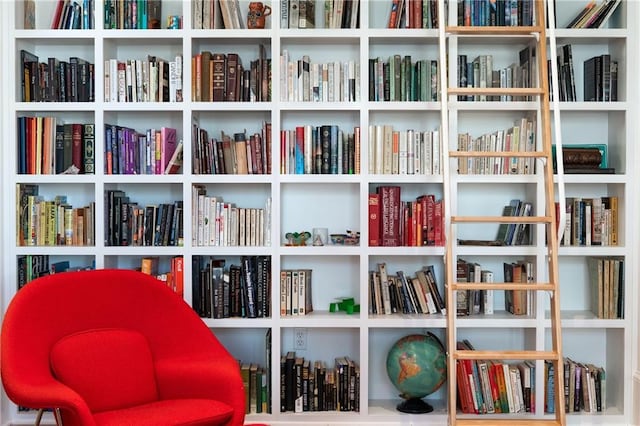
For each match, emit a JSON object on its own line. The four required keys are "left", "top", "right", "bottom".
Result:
{"left": 587, "top": 256, "right": 624, "bottom": 320}
{"left": 369, "top": 126, "right": 441, "bottom": 175}
{"left": 17, "top": 117, "right": 94, "bottom": 175}
{"left": 17, "top": 255, "right": 95, "bottom": 290}
{"left": 457, "top": 48, "right": 535, "bottom": 102}
{"left": 279, "top": 52, "right": 360, "bottom": 102}
{"left": 104, "top": 55, "right": 183, "bottom": 103}
{"left": 281, "top": 0, "right": 360, "bottom": 29}
{"left": 551, "top": 46, "right": 618, "bottom": 102}
{"left": 456, "top": 339, "right": 536, "bottom": 414}
{"left": 387, "top": 0, "right": 439, "bottom": 28}
{"left": 104, "top": 0, "right": 162, "bottom": 29}
{"left": 240, "top": 362, "right": 271, "bottom": 414}
{"left": 566, "top": 0, "right": 621, "bottom": 29}
{"left": 140, "top": 255, "right": 185, "bottom": 298}
{"left": 280, "top": 125, "right": 360, "bottom": 175}
{"left": 369, "top": 263, "right": 445, "bottom": 316}
{"left": 50, "top": 0, "right": 94, "bottom": 29}
{"left": 281, "top": 352, "right": 359, "bottom": 412}
{"left": 192, "top": 256, "right": 271, "bottom": 319}
{"left": 192, "top": 124, "right": 271, "bottom": 175}
{"left": 562, "top": 358, "right": 606, "bottom": 413}
{"left": 558, "top": 196, "right": 618, "bottom": 247}
{"left": 369, "top": 56, "right": 440, "bottom": 102}
{"left": 104, "top": 124, "right": 181, "bottom": 175}
{"left": 191, "top": 187, "right": 271, "bottom": 247}
{"left": 192, "top": 47, "right": 271, "bottom": 102}
{"left": 279, "top": 269, "right": 314, "bottom": 316}
{"left": 457, "top": 117, "right": 536, "bottom": 175}
{"left": 16, "top": 184, "right": 95, "bottom": 247}
{"left": 369, "top": 188, "right": 445, "bottom": 247}
{"left": 455, "top": 259, "right": 533, "bottom": 316}
{"left": 20, "top": 50, "right": 94, "bottom": 103}
{"left": 495, "top": 198, "right": 533, "bottom": 246}
{"left": 105, "top": 190, "right": 184, "bottom": 247}
{"left": 584, "top": 54, "right": 618, "bottom": 102}
{"left": 456, "top": 0, "right": 534, "bottom": 27}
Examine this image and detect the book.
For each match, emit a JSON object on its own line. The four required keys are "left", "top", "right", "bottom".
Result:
{"left": 164, "top": 140, "right": 183, "bottom": 174}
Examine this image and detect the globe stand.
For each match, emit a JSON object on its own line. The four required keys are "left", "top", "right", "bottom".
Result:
{"left": 396, "top": 397, "right": 433, "bottom": 414}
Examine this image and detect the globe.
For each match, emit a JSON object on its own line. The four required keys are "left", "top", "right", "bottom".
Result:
{"left": 386, "top": 332, "right": 447, "bottom": 413}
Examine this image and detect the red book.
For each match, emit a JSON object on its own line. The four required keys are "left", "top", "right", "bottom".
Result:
{"left": 71, "top": 123, "right": 83, "bottom": 173}
{"left": 412, "top": 0, "right": 423, "bottom": 28}
{"left": 422, "top": 194, "right": 435, "bottom": 245}
{"left": 456, "top": 359, "right": 475, "bottom": 414}
{"left": 378, "top": 185, "right": 401, "bottom": 246}
{"left": 172, "top": 255, "right": 184, "bottom": 298}
{"left": 368, "top": 193, "right": 380, "bottom": 246}
{"left": 434, "top": 199, "right": 444, "bottom": 246}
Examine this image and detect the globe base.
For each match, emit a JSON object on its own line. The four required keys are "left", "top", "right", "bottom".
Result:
{"left": 396, "top": 397, "right": 434, "bottom": 414}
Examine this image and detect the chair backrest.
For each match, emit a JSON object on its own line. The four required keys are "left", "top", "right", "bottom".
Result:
{"left": 1, "top": 269, "right": 226, "bottom": 412}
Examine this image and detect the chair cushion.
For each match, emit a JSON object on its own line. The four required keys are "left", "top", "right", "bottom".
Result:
{"left": 92, "top": 398, "right": 234, "bottom": 426}
{"left": 50, "top": 328, "right": 159, "bottom": 412}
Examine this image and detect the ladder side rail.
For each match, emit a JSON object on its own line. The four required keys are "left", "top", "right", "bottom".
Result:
{"left": 537, "top": 0, "right": 566, "bottom": 423}
{"left": 437, "top": 0, "right": 456, "bottom": 422}
{"left": 545, "top": 0, "right": 567, "bottom": 244}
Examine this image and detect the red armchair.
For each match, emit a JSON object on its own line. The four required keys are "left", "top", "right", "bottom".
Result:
{"left": 1, "top": 269, "right": 246, "bottom": 426}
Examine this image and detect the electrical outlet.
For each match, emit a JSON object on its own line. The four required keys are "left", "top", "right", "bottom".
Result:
{"left": 294, "top": 328, "right": 307, "bottom": 350}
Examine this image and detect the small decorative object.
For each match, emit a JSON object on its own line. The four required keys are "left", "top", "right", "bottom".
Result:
{"left": 247, "top": 2, "right": 272, "bottom": 29}
{"left": 329, "top": 230, "right": 360, "bottom": 245}
{"left": 312, "top": 227, "right": 328, "bottom": 246}
{"left": 285, "top": 231, "right": 311, "bottom": 246}
{"left": 385, "top": 333, "right": 447, "bottom": 414}
{"left": 329, "top": 297, "right": 360, "bottom": 314}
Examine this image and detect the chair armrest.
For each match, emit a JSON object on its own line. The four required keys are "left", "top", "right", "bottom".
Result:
{"left": 1, "top": 374, "right": 96, "bottom": 426}
{"left": 155, "top": 357, "right": 245, "bottom": 426}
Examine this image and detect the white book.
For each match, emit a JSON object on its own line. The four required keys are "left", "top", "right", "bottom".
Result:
{"left": 377, "top": 263, "right": 392, "bottom": 315}
{"left": 374, "top": 124, "right": 384, "bottom": 174}
{"left": 103, "top": 60, "right": 110, "bottom": 102}
{"left": 432, "top": 127, "right": 441, "bottom": 175}
{"left": 135, "top": 59, "right": 144, "bottom": 102}
{"left": 481, "top": 270, "right": 494, "bottom": 314}
{"left": 406, "top": 129, "right": 415, "bottom": 175}
{"left": 414, "top": 131, "right": 422, "bottom": 174}
{"left": 396, "top": 130, "right": 406, "bottom": 175}
{"left": 368, "top": 125, "right": 375, "bottom": 174}
{"left": 503, "top": 363, "right": 515, "bottom": 412}
{"left": 382, "top": 125, "right": 393, "bottom": 174}
{"left": 423, "top": 130, "right": 432, "bottom": 175}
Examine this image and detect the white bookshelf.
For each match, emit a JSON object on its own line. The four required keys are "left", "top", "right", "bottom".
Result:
{"left": 0, "top": 1, "right": 637, "bottom": 425}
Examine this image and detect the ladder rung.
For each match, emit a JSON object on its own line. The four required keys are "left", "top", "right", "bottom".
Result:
{"left": 452, "top": 216, "right": 552, "bottom": 224}
{"left": 450, "top": 151, "right": 548, "bottom": 158}
{"left": 453, "top": 420, "right": 562, "bottom": 426}
{"left": 448, "top": 87, "right": 544, "bottom": 96}
{"left": 454, "top": 350, "right": 559, "bottom": 361}
{"left": 445, "top": 25, "right": 544, "bottom": 36}
{"left": 451, "top": 282, "right": 555, "bottom": 291}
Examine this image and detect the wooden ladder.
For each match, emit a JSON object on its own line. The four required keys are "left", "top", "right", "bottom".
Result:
{"left": 436, "top": 0, "right": 566, "bottom": 425}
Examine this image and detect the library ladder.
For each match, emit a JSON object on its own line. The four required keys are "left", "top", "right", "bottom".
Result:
{"left": 437, "top": 0, "right": 566, "bottom": 425}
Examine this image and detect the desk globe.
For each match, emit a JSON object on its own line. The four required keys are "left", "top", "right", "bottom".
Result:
{"left": 385, "top": 332, "right": 447, "bottom": 413}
